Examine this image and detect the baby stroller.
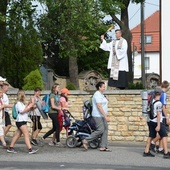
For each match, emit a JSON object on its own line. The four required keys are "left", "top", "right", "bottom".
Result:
{"left": 66, "top": 100, "right": 100, "bottom": 149}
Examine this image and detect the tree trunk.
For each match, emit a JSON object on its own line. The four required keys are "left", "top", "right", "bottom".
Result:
{"left": 69, "top": 56, "right": 79, "bottom": 89}
{"left": 0, "top": 0, "right": 7, "bottom": 74}
{"left": 120, "top": 6, "right": 133, "bottom": 83}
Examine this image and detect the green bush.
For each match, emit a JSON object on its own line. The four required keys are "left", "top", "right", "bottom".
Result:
{"left": 22, "top": 69, "right": 44, "bottom": 90}
{"left": 128, "top": 82, "right": 144, "bottom": 89}
{"left": 66, "top": 83, "right": 76, "bottom": 90}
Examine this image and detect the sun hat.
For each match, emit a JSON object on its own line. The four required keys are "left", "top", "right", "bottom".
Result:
{"left": 0, "top": 76, "right": 6, "bottom": 81}
{"left": 61, "top": 88, "right": 70, "bottom": 94}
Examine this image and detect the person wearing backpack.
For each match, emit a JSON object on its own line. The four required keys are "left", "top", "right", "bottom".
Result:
{"left": 143, "top": 88, "right": 170, "bottom": 159}
{"left": 29, "top": 87, "right": 44, "bottom": 146}
{"left": 7, "top": 90, "right": 39, "bottom": 154}
{"left": 150, "top": 80, "right": 170, "bottom": 153}
{"left": 39, "top": 83, "right": 62, "bottom": 146}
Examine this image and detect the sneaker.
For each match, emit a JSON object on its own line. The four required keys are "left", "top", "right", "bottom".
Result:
{"left": 149, "top": 143, "right": 156, "bottom": 152}
{"left": 55, "top": 142, "right": 64, "bottom": 147}
{"left": 31, "top": 139, "right": 38, "bottom": 146}
{"left": 48, "top": 141, "right": 56, "bottom": 146}
{"left": 28, "top": 148, "right": 39, "bottom": 154}
{"left": 7, "top": 148, "right": 17, "bottom": 154}
{"left": 39, "top": 138, "right": 44, "bottom": 147}
{"left": 157, "top": 149, "right": 164, "bottom": 154}
{"left": 163, "top": 152, "right": 170, "bottom": 159}
{"left": 143, "top": 151, "right": 155, "bottom": 157}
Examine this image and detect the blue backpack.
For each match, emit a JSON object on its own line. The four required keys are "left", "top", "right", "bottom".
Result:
{"left": 42, "top": 94, "right": 50, "bottom": 113}
{"left": 12, "top": 104, "right": 18, "bottom": 119}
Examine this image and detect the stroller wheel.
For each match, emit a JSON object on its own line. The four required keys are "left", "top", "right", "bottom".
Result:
{"left": 89, "top": 138, "right": 100, "bottom": 149}
{"left": 66, "top": 136, "right": 77, "bottom": 148}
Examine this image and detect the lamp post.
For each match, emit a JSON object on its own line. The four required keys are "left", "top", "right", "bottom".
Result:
{"left": 141, "top": 2, "right": 146, "bottom": 88}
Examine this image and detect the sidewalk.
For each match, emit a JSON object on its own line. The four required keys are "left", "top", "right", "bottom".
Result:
{"left": 1, "top": 138, "right": 170, "bottom": 170}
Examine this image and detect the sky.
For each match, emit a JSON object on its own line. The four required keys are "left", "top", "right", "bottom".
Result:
{"left": 129, "top": 0, "right": 159, "bottom": 29}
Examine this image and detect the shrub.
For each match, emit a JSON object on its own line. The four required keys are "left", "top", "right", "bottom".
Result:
{"left": 128, "top": 82, "right": 144, "bottom": 89}
{"left": 22, "top": 69, "right": 44, "bottom": 90}
{"left": 66, "top": 83, "right": 76, "bottom": 90}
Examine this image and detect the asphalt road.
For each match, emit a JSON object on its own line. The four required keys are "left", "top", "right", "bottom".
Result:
{"left": 1, "top": 138, "right": 170, "bottom": 170}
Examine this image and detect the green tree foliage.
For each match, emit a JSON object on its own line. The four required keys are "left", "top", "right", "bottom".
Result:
{"left": 22, "top": 69, "right": 43, "bottom": 90}
{"left": 0, "top": 0, "right": 8, "bottom": 74}
{"left": 37, "top": 0, "right": 107, "bottom": 89}
{"left": 1, "top": 0, "right": 43, "bottom": 88}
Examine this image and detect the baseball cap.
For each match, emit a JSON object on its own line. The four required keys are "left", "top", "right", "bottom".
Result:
{"left": 61, "top": 88, "right": 70, "bottom": 94}
{"left": 154, "top": 87, "right": 162, "bottom": 95}
{"left": 0, "top": 76, "right": 6, "bottom": 81}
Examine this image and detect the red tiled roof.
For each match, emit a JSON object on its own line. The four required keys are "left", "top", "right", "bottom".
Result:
{"left": 131, "top": 10, "right": 160, "bottom": 52}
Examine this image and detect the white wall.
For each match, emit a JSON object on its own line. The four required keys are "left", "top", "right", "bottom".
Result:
{"left": 161, "top": 0, "right": 170, "bottom": 82}
{"left": 134, "top": 53, "right": 160, "bottom": 79}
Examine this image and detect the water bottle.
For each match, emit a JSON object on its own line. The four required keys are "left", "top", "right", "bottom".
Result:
{"left": 141, "top": 90, "right": 148, "bottom": 116}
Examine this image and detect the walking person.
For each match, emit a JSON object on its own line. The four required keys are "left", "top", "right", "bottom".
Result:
{"left": 150, "top": 80, "right": 170, "bottom": 153}
{"left": 48, "top": 88, "right": 70, "bottom": 146}
{"left": 143, "top": 88, "right": 170, "bottom": 158}
{"left": 82, "top": 81, "right": 111, "bottom": 151}
{"left": 1, "top": 81, "right": 13, "bottom": 137}
{"left": 29, "top": 87, "right": 43, "bottom": 146}
{"left": 0, "top": 87, "right": 8, "bottom": 148}
{"left": 39, "top": 83, "right": 62, "bottom": 146}
{"left": 7, "top": 90, "right": 39, "bottom": 154}
{"left": 100, "top": 29, "right": 129, "bottom": 89}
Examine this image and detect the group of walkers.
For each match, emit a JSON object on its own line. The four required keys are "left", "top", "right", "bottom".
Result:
{"left": 143, "top": 80, "right": 170, "bottom": 159}
{"left": 1, "top": 74, "right": 170, "bottom": 158}
{"left": 0, "top": 77, "right": 71, "bottom": 154}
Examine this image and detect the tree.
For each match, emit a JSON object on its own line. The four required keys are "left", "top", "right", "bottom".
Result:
{"left": 37, "top": 0, "right": 106, "bottom": 89}
{"left": 0, "top": 0, "right": 8, "bottom": 74}
{"left": 1, "top": 0, "right": 43, "bottom": 88}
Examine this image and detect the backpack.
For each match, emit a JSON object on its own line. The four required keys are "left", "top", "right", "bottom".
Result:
{"left": 34, "top": 94, "right": 50, "bottom": 119}
{"left": 62, "top": 110, "right": 71, "bottom": 127}
{"left": 147, "top": 91, "right": 159, "bottom": 119}
{"left": 83, "top": 100, "right": 92, "bottom": 119}
{"left": 42, "top": 94, "right": 50, "bottom": 113}
{"left": 12, "top": 104, "right": 18, "bottom": 119}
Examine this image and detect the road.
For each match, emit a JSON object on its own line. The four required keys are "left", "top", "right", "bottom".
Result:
{"left": 1, "top": 138, "right": 170, "bottom": 170}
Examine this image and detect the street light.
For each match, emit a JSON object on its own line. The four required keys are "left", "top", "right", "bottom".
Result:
{"left": 141, "top": 2, "right": 146, "bottom": 88}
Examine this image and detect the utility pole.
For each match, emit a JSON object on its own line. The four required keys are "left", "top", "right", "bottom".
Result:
{"left": 141, "top": 2, "right": 145, "bottom": 88}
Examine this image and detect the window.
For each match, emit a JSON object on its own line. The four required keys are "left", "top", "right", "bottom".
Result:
{"left": 145, "top": 57, "right": 150, "bottom": 70}
{"left": 145, "top": 36, "right": 152, "bottom": 44}
{"left": 140, "top": 35, "right": 152, "bottom": 44}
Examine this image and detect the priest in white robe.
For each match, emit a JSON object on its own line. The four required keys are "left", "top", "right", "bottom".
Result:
{"left": 100, "top": 29, "right": 129, "bottom": 89}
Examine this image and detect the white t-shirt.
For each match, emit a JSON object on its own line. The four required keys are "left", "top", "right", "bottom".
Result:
{"left": 150, "top": 99, "right": 163, "bottom": 123}
{"left": 92, "top": 91, "right": 108, "bottom": 117}
{"left": 15, "top": 101, "right": 29, "bottom": 122}
{"left": 2, "top": 93, "right": 9, "bottom": 112}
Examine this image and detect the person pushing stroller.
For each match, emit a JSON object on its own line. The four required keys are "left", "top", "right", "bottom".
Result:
{"left": 82, "top": 82, "right": 111, "bottom": 151}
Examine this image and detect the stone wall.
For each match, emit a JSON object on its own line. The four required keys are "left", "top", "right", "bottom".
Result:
{"left": 6, "top": 89, "right": 170, "bottom": 142}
